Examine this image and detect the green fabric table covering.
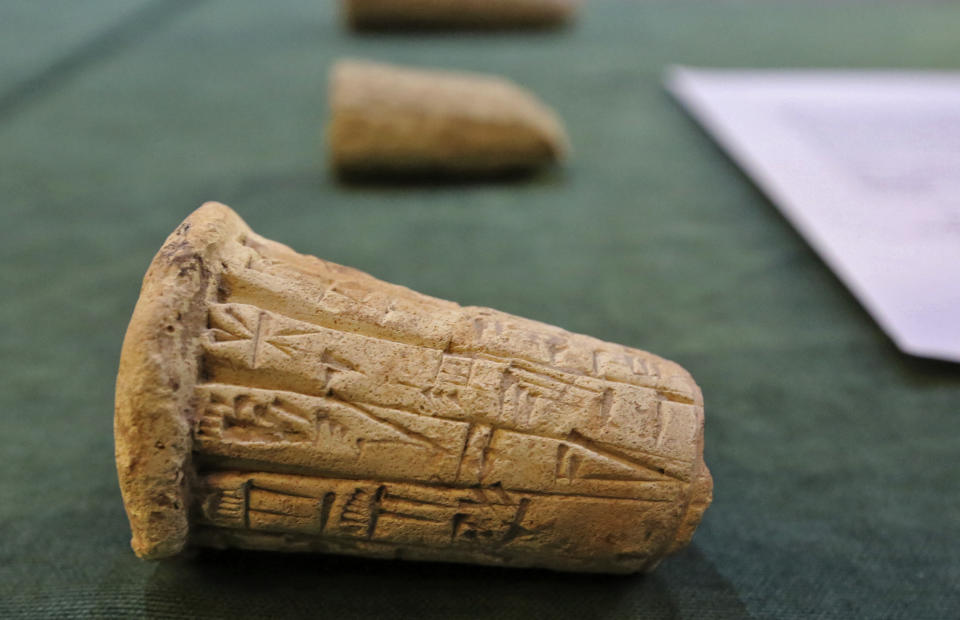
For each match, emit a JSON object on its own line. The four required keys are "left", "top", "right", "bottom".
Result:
{"left": 2, "top": 1, "right": 958, "bottom": 617}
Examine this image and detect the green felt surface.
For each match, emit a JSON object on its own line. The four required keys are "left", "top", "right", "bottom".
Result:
{"left": 2, "top": 1, "right": 959, "bottom": 618}
{"left": 0, "top": 0, "right": 158, "bottom": 95}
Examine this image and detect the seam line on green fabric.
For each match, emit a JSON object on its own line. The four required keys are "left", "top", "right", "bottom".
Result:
{"left": 0, "top": 0, "right": 208, "bottom": 123}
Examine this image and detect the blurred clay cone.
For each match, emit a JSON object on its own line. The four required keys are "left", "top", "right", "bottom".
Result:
{"left": 328, "top": 59, "right": 569, "bottom": 180}
{"left": 343, "top": 0, "right": 579, "bottom": 31}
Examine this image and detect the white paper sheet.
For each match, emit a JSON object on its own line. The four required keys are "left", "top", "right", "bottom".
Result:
{"left": 666, "top": 67, "right": 960, "bottom": 362}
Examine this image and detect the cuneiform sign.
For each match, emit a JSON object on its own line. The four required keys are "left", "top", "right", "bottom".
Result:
{"left": 115, "top": 202, "right": 712, "bottom": 573}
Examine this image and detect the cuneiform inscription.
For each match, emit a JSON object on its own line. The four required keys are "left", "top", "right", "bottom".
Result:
{"left": 208, "top": 303, "right": 319, "bottom": 368}
{"left": 201, "top": 302, "right": 699, "bottom": 476}
{"left": 226, "top": 239, "right": 701, "bottom": 403}
{"left": 193, "top": 387, "right": 685, "bottom": 502}
{"left": 198, "top": 471, "right": 655, "bottom": 553}
{"left": 197, "top": 385, "right": 316, "bottom": 443}
{"left": 192, "top": 382, "right": 687, "bottom": 506}
{"left": 194, "top": 264, "right": 702, "bottom": 520}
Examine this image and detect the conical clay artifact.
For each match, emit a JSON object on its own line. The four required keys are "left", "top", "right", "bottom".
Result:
{"left": 328, "top": 60, "right": 569, "bottom": 179}
{"left": 343, "top": 0, "right": 579, "bottom": 31}
{"left": 115, "top": 203, "right": 711, "bottom": 573}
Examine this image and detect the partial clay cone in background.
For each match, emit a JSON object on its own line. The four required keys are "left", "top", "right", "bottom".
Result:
{"left": 115, "top": 203, "right": 711, "bottom": 573}
{"left": 328, "top": 59, "right": 569, "bottom": 179}
{"left": 343, "top": 0, "right": 579, "bottom": 31}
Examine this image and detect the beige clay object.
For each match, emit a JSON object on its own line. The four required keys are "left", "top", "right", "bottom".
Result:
{"left": 343, "top": 0, "right": 579, "bottom": 31}
{"left": 115, "top": 202, "right": 711, "bottom": 573}
{"left": 328, "top": 59, "right": 569, "bottom": 178}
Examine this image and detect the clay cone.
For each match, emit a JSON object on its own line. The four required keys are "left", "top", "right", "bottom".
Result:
{"left": 328, "top": 59, "right": 569, "bottom": 179}
{"left": 343, "top": 0, "right": 579, "bottom": 31}
{"left": 115, "top": 203, "right": 711, "bottom": 573}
